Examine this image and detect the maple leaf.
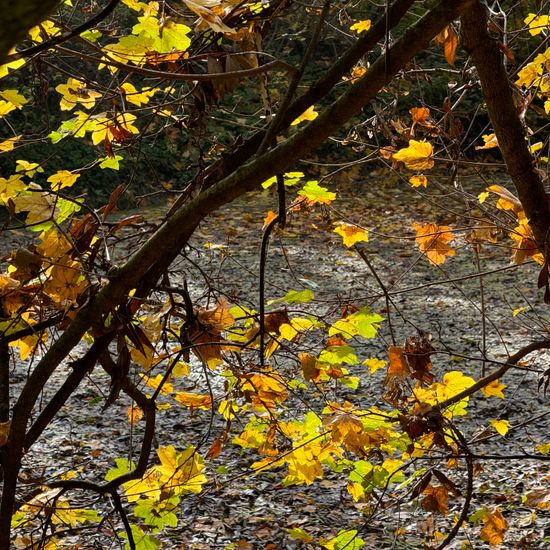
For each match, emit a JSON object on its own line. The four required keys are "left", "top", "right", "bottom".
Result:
{"left": 291, "top": 106, "right": 319, "bottom": 126}
{"left": 263, "top": 210, "right": 278, "bottom": 229}
{"left": 363, "top": 357, "right": 386, "bottom": 374}
{"left": 480, "top": 507, "right": 507, "bottom": 546}
{"left": 333, "top": 223, "right": 368, "bottom": 247}
{"left": 298, "top": 180, "right": 336, "bottom": 205}
{"left": 490, "top": 419, "right": 511, "bottom": 436}
{"left": 524, "top": 13, "right": 550, "bottom": 36}
{"left": 48, "top": 170, "right": 81, "bottom": 191}
{"left": 476, "top": 133, "right": 499, "bottom": 150}
{"left": 156, "top": 445, "right": 206, "bottom": 495}
{"left": 393, "top": 140, "right": 434, "bottom": 170}
{"left": 412, "top": 222, "right": 455, "bottom": 265}
{"left": 482, "top": 379, "right": 506, "bottom": 399}
{"left": 509, "top": 220, "right": 541, "bottom": 264}
{"left": 350, "top": 20, "right": 371, "bottom": 34}
{"left": 410, "top": 107, "right": 434, "bottom": 128}
{"left": 55, "top": 78, "right": 102, "bottom": 111}
{"left": 409, "top": 174, "right": 428, "bottom": 188}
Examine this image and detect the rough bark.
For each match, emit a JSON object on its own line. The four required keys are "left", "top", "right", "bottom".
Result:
{"left": 461, "top": 2, "right": 550, "bottom": 253}
{"left": 0, "top": 0, "right": 61, "bottom": 63}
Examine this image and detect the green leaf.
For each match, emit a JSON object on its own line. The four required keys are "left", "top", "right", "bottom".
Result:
{"left": 318, "top": 345, "right": 358, "bottom": 365}
{"left": 120, "top": 524, "right": 160, "bottom": 550}
{"left": 329, "top": 307, "right": 384, "bottom": 339}
{"left": 322, "top": 529, "right": 365, "bottom": 549}
{"left": 262, "top": 171, "right": 304, "bottom": 189}
{"left": 284, "top": 289, "right": 314, "bottom": 303}
{"left": 298, "top": 180, "right": 336, "bottom": 204}
{"left": 99, "top": 155, "right": 123, "bottom": 170}
{"left": 105, "top": 458, "right": 135, "bottom": 481}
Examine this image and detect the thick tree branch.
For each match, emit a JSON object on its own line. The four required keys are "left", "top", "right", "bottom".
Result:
{"left": 461, "top": 2, "right": 550, "bottom": 252}
{"left": 0, "top": 0, "right": 61, "bottom": 63}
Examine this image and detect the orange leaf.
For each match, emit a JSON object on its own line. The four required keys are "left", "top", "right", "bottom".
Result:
{"left": 421, "top": 484, "right": 449, "bottom": 515}
{"left": 435, "top": 25, "right": 458, "bottom": 65}
{"left": 480, "top": 507, "right": 507, "bottom": 546}
{"left": 263, "top": 210, "right": 278, "bottom": 229}
{"left": 387, "top": 346, "right": 410, "bottom": 378}
{"left": 127, "top": 405, "right": 143, "bottom": 426}
{"left": 412, "top": 222, "right": 455, "bottom": 265}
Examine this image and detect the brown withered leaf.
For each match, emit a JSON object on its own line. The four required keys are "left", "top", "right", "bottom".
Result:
{"left": 263, "top": 309, "right": 290, "bottom": 333}
{"left": 404, "top": 333, "right": 435, "bottom": 384}
{"left": 421, "top": 484, "right": 450, "bottom": 515}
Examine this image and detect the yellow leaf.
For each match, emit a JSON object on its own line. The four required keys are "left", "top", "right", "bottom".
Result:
{"left": 489, "top": 419, "right": 510, "bottom": 436}
{"left": 363, "top": 357, "right": 386, "bottom": 374}
{"left": 512, "top": 306, "right": 526, "bottom": 317}
{"left": 525, "top": 13, "right": 550, "bottom": 36}
{"left": 350, "top": 20, "right": 371, "bottom": 34}
{"left": 409, "top": 174, "right": 428, "bottom": 188}
{"left": 482, "top": 379, "right": 506, "bottom": 399}
{"left": 393, "top": 140, "right": 434, "bottom": 170}
{"left": 0, "top": 101, "right": 16, "bottom": 117}
{"left": 412, "top": 222, "right": 455, "bottom": 265}
{"left": 120, "top": 82, "right": 155, "bottom": 106}
{"left": 0, "top": 90, "right": 27, "bottom": 108}
{"left": 333, "top": 223, "right": 368, "bottom": 247}
{"left": 0, "top": 135, "right": 21, "bottom": 152}
{"left": 174, "top": 392, "right": 213, "bottom": 410}
{"left": 291, "top": 106, "right": 318, "bottom": 126}
{"left": 478, "top": 191, "right": 489, "bottom": 203}
{"left": 48, "top": 170, "right": 81, "bottom": 190}
{"left": 55, "top": 78, "right": 102, "bottom": 111}
{"left": 475, "top": 133, "right": 499, "bottom": 150}
{"left": 480, "top": 507, "right": 507, "bottom": 546}
{"left": 0, "top": 54, "right": 26, "bottom": 80}
{"left": 509, "top": 219, "right": 539, "bottom": 264}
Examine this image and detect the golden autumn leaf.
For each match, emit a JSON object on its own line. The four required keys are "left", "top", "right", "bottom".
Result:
{"left": 291, "top": 106, "right": 318, "bottom": 126}
{"left": 412, "top": 222, "right": 455, "bottom": 265}
{"left": 363, "top": 357, "right": 386, "bottom": 374}
{"left": 489, "top": 419, "right": 510, "bottom": 436}
{"left": 263, "top": 210, "right": 278, "bottom": 229}
{"left": 409, "top": 175, "right": 427, "bottom": 188}
{"left": 475, "top": 133, "right": 499, "bottom": 150}
{"left": 509, "top": 220, "right": 541, "bottom": 264}
{"left": 410, "top": 107, "right": 434, "bottom": 129}
{"left": 174, "top": 392, "right": 213, "bottom": 410}
{"left": 480, "top": 507, "right": 507, "bottom": 546}
{"left": 393, "top": 140, "right": 434, "bottom": 170}
{"left": 350, "top": 20, "right": 371, "bottom": 34}
{"left": 127, "top": 405, "right": 143, "bottom": 426}
{"left": 333, "top": 223, "right": 368, "bottom": 247}
{"left": 482, "top": 379, "right": 506, "bottom": 399}
{"left": 48, "top": 170, "right": 81, "bottom": 191}
{"left": 434, "top": 25, "right": 458, "bottom": 65}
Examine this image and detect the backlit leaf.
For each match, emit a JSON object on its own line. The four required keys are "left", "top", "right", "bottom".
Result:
{"left": 363, "top": 357, "right": 386, "bottom": 374}
{"left": 291, "top": 106, "right": 318, "bottom": 126}
{"left": 480, "top": 507, "right": 507, "bottom": 546}
{"left": 298, "top": 180, "right": 336, "bottom": 205}
{"left": 350, "top": 20, "right": 371, "bottom": 34}
{"left": 482, "top": 379, "right": 506, "bottom": 399}
{"left": 412, "top": 222, "right": 455, "bottom": 265}
{"left": 393, "top": 140, "right": 434, "bottom": 170}
{"left": 475, "top": 133, "right": 499, "bottom": 150}
{"left": 409, "top": 174, "right": 427, "bottom": 188}
{"left": 333, "top": 223, "right": 368, "bottom": 247}
{"left": 489, "top": 419, "right": 510, "bottom": 436}
{"left": 48, "top": 170, "right": 80, "bottom": 190}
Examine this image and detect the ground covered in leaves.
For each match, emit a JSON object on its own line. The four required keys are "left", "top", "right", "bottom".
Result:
{"left": 9, "top": 168, "right": 550, "bottom": 548}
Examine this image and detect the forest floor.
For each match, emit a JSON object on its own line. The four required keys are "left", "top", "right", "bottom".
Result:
{"left": 7, "top": 168, "right": 550, "bottom": 549}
